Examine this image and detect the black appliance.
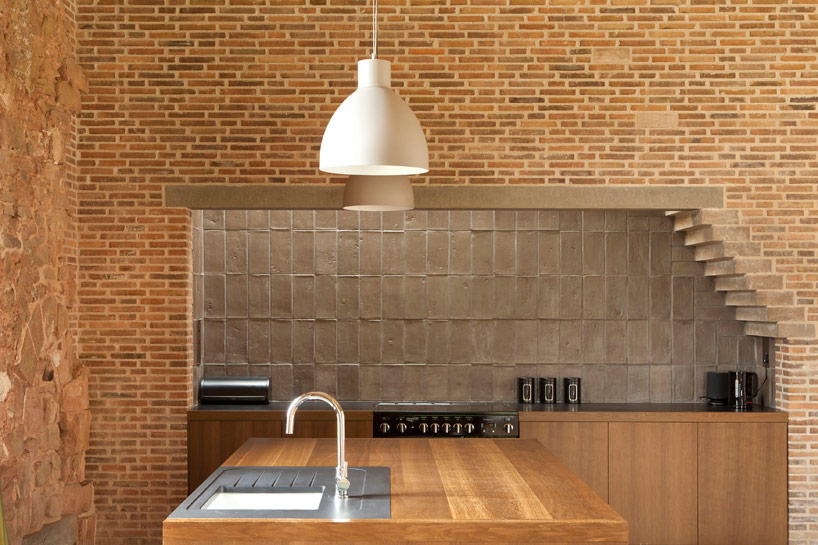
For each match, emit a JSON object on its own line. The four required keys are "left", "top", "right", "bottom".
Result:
{"left": 705, "top": 372, "right": 730, "bottom": 406}
{"left": 517, "top": 376, "right": 535, "bottom": 404}
{"left": 706, "top": 371, "right": 759, "bottom": 408}
{"left": 373, "top": 402, "right": 519, "bottom": 438}
{"left": 729, "top": 371, "right": 758, "bottom": 410}
{"left": 198, "top": 376, "right": 270, "bottom": 404}
{"left": 564, "top": 377, "right": 581, "bottom": 404}
{"left": 539, "top": 377, "right": 557, "bottom": 404}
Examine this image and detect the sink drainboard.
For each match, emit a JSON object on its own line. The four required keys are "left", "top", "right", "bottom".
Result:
{"left": 167, "top": 466, "right": 391, "bottom": 520}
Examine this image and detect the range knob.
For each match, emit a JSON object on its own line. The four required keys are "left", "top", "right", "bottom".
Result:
{"left": 418, "top": 423, "right": 429, "bottom": 434}
{"left": 452, "top": 423, "right": 463, "bottom": 434}
{"left": 442, "top": 423, "right": 452, "bottom": 434}
{"left": 430, "top": 423, "right": 440, "bottom": 434}
{"left": 503, "top": 423, "right": 515, "bottom": 434}
{"left": 379, "top": 422, "right": 390, "bottom": 434}
{"left": 396, "top": 422, "right": 408, "bottom": 434}
{"left": 464, "top": 423, "right": 475, "bottom": 434}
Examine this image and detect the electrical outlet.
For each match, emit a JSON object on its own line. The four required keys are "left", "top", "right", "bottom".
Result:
{"left": 763, "top": 353, "right": 770, "bottom": 368}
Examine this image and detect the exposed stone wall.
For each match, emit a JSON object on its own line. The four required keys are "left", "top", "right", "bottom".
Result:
{"left": 73, "top": 0, "right": 818, "bottom": 543}
{"left": 0, "top": 0, "right": 93, "bottom": 542}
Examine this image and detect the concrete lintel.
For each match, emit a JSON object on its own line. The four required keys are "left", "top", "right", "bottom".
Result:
{"left": 165, "top": 184, "right": 724, "bottom": 211}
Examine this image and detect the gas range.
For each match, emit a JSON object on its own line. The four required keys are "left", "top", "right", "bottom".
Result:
{"left": 373, "top": 401, "right": 519, "bottom": 438}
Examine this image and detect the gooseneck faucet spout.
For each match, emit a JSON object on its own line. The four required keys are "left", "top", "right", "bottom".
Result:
{"left": 285, "top": 392, "right": 350, "bottom": 498}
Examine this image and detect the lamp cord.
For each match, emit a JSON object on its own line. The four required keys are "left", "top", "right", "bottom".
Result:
{"left": 371, "top": 0, "right": 378, "bottom": 58}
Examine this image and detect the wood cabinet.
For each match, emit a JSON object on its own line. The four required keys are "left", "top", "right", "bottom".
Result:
{"left": 608, "top": 423, "right": 698, "bottom": 545}
{"left": 520, "top": 421, "right": 609, "bottom": 500}
{"left": 698, "top": 423, "right": 787, "bottom": 545}
{"left": 518, "top": 409, "right": 787, "bottom": 545}
{"left": 187, "top": 409, "right": 373, "bottom": 492}
{"left": 188, "top": 419, "right": 281, "bottom": 493}
{"left": 285, "top": 417, "right": 373, "bottom": 439}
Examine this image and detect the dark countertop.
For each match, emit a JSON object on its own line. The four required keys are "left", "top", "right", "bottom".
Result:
{"left": 189, "top": 401, "right": 378, "bottom": 412}
{"left": 517, "top": 402, "right": 782, "bottom": 414}
{"left": 188, "top": 401, "right": 787, "bottom": 421}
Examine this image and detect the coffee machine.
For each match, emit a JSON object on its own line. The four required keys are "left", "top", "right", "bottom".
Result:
{"left": 706, "top": 371, "right": 759, "bottom": 409}
{"left": 728, "top": 371, "right": 758, "bottom": 410}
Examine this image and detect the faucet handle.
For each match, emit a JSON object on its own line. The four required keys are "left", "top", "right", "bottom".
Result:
{"left": 336, "top": 461, "right": 351, "bottom": 496}
{"left": 337, "top": 460, "right": 350, "bottom": 481}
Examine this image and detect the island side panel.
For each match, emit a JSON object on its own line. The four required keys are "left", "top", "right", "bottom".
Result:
{"left": 494, "top": 439, "right": 622, "bottom": 525}
{"left": 163, "top": 520, "right": 628, "bottom": 544}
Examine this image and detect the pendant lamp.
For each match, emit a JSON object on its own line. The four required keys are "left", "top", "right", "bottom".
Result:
{"left": 342, "top": 175, "right": 414, "bottom": 211}
{"left": 319, "top": 0, "right": 428, "bottom": 176}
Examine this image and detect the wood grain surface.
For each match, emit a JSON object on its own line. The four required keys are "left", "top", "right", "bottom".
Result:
{"left": 698, "top": 423, "right": 787, "bottom": 545}
{"left": 608, "top": 423, "right": 698, "bottom": 545}
{"left": 187, "top": 413, "right": 373, "bottom": 492}
{"left": 164, "top": 438, "right": 627, "bottom": 544}
{"left": 188, "top": 420, "right": 282, "bottom": 493}
{"left": 520, "top": 421, "right": 609, "bottom": 501}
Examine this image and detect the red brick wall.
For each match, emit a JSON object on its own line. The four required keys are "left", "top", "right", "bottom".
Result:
{"left": 0, "top": 0, "right": 94, "bottom": 542}
{"left": 776, "top": 338, "right": 818, "bottom": 538}
{"left": 74, "top": 1, "right": 818, "bottom": 543}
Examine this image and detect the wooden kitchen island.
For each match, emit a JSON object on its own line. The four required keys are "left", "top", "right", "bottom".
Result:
{"left": 164, "top": 437, "right": 627, "bottom": 544}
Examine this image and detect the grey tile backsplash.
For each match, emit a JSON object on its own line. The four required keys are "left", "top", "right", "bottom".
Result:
{"left": 192, "top": 210, "right": 768, "bottom": 404}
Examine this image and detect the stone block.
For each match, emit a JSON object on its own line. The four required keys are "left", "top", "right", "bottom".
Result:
{"left": 635, "top": 111, "right": 678, "bottom": 129}
{"left": 0, "top": 372, "right": 11, "bottom": 402}
{"left": 56, "top": 82, "right": 81, "bottom": 113}
{"left": 592, "top": 47, "right": 631, "bottom": 64}
{"left": 59, "top": 59, "right": 88, "bottom": 93}
{"left": 22, "top": 515, "right": 77, "bottom": 545}
{"left": 538, "top": 231, "right": 560, "bottom": 274}
{"left": 61, "top": 483, "right": 92, "bottom": 516}
{"left": 560, "top": 232, "right": 582, "bottom": 274}
{"left": 382, "top": 232, "right": 404, "bottom": 274}
{"left": 19, "top": 331, "right": 38, "bottom": 383}
{"left": 583, "top": 232, "right": 605, "bottom": 275}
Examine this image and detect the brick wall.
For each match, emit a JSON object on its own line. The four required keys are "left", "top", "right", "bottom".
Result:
{"left": 73, "top": 0, "right": 818, "bottom": 543}
{"left": 193, "top": 209, "right": 770, "bottom": 405}
{"left": 0, "top": 0, "right": 94, "bottom": 542}
{"left": 776, "top": 338, "right": 818, "bottom": 538}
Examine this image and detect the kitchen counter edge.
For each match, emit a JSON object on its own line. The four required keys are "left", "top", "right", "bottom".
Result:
{"left": 188, "top": 402, "right": 786, "bottom": 423}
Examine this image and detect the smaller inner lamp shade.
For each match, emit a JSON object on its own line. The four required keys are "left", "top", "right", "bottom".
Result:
{"left": 342, "top": 175, "right": 415, "bottom": 211}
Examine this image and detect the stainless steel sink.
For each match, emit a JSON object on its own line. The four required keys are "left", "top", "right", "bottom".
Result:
{"left": 167, "top": 466, "right": 390, "bottom": 520}
{"left": 202, "top": 488, "right": 325, "bottom": 511}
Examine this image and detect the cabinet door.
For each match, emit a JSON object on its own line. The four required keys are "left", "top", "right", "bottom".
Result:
{"left": 219, "top": 420, "right": 282, "bottom": 460}
{"left": 609, "top": 422, "right": 697, "bottom": 545}
{"left": 520, "top": 421, "right": 609, "bottom": 501}
{"left": 286, "top": 419, "right": 373, "bottom": 439}
{"left": 698, "top": 422, "right": 787, "bottom": 545}
{"left": 188, "top": 420, "right": 221, "bottom": 493}
{"left": 187, "top": 420, "right": 281, "bottom": 492}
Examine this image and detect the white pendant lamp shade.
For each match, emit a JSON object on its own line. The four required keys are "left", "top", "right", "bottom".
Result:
{"left": 342, "top": 175, "right": 414, "bottom": 211}
{"left": 320, "top": 59, "right": 429, "bottom": 176}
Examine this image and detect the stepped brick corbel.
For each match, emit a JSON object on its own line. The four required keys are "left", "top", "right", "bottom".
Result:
{"left": 668, "top": 209, "right": 816, "bottom": 341}
{"left": 670, "top": 208, "right": 818, "bottom": 543}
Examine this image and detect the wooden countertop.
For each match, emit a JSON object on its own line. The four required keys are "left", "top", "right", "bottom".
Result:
{"left": 164, "top": 438, "right": 627, "bottom": 544}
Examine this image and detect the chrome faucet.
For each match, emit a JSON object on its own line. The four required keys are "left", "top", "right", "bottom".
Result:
{"left": 285, "top": 391, "right": 350, "bottom": 498}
